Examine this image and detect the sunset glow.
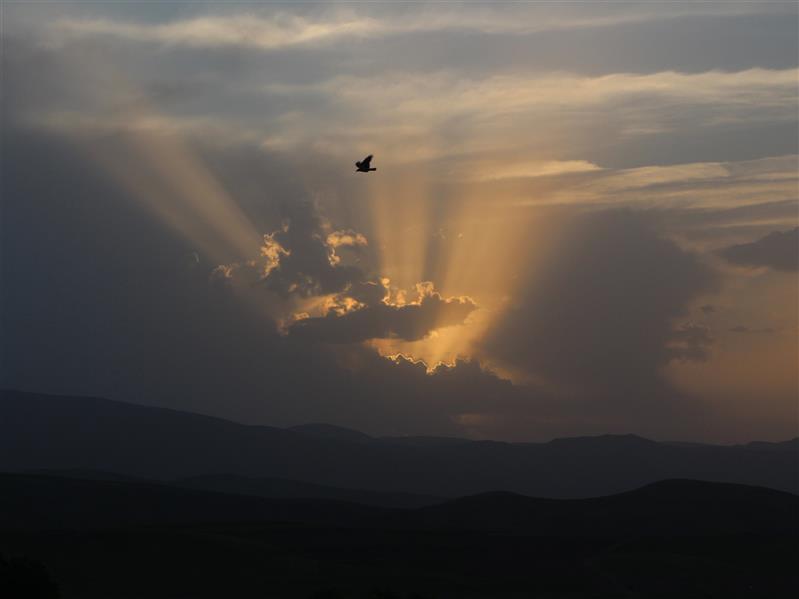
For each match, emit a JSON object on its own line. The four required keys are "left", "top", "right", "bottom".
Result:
{"left": 3, "top": 1, "right": 797, "bottom": 442}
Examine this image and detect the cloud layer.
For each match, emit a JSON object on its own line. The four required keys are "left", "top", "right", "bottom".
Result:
{"left": 290, "top": 283, "right": 477, "bottom": 344}
{"left": 212, "top": 201, "right": 477, "bottom": 344}
{"left": 721, "top": 228, "right": 799, "bottom": 272}
{"left": 482, "top": 211, "right": 717, "bottom": 398}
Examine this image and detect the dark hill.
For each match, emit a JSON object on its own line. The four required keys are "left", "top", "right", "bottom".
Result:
{"left": 0, "top": 473, "right": 387, "bottom": 531}
{"left": 2, "top": 389, "right": 797, "bottom": 498}
{"left": 396, "top": 479, "right": 799, "bottom": 536}
{"left": 174, "top": 474, "right": 441, "bottom": 508}
{"left": 1, "top": 473, "right": 796, "bottom": 599}
{"left": 376, "top": 434, "right": 475, "bottom": 449}
{"left": 0, "top": 473, "right": 795, "bottom": 538}
{"left": 289, "top": 423, "right": 373, "bottom": 442}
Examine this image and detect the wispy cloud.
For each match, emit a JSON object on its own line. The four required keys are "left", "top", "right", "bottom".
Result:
{"left": 312, "top": 69, "right": 799, "bottom": 122}
{"left": 51, "top": 14, "right": 382, "bottom": 50}
{"left": 250, "top": 68, "right": 798, "bottom": 176}
{"left": 513, "top": 155, "right": 799, "bottom": 214}
{"left": 46, "top": 3, "right": 788, "bottom": 50}
{"left": 459, "top": 160, "right": 602, "bottom": 182}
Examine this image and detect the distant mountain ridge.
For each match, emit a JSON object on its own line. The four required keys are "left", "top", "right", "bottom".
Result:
{"left": 1, "top": 473, "right": 796, "bottom": 537}
{"left": 390, "top": 478, "right": 799, "bottom": 536}
{"left": 174, "top": 474, "right": 442, "bottom": 508}
{"left": 289, "top": 423, "right": 373, "bottom": 442}
{"left": 2, "top": 389, "right": 797, "bottom": 498}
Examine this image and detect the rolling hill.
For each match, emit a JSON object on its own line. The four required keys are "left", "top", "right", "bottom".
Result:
{"left": 2, "top": 389, "right": 797, "bottom": 498}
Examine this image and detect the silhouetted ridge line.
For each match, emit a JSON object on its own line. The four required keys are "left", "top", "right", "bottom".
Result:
{"left": 390, "top": 478, "right": 799, "bottom": 536}
{"left": 174, "top": 474, "right": 442, "bottom": 508}
{"left": 1, "top": 473, "right": 796, "bottom": 538}
{"left": 289, "top": 423, "right": 373, "bottom": 442}
{"left": 2, "top": 389, "right": 797, "bottom": 497}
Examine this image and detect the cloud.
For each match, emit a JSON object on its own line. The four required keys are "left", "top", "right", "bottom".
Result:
{"left": 50, "top": 14, "right": 383, "bottom": 50}
{"left": 16, "top": 20, "right": 797, "bottom": 174}
{"left": 3, "top": 4, "right": 796, "bottom": 443}
{"left": 657, "top": 193, "right": 798, "bottom": 235}
{"left": 326, "top": 229, "right": 368, "bottom": 250}
{"left": 290, "top": 283, "right": 477, "bottom": 344}
{"left": 461, "top": 160, "right": 602, "bottom": 182}
{"left": 4, "top": 125, "right": 796, "bottom": 442}
{"left": 8, "top": 16, "right": 797, "bottom": 201}
{"left": 306, "top": 69, "right": 798, "bottom": 128}
{"left": 213, "top": 202, "right": 477, "bottom": 344}
{"left": 720, "top": 228, "right": 799, "bottom": 272}
{"left": 244, "top": 68, "right": 798, "bottom": 176}
{"left": 0, "top": 128, "right": 505, "bottom": 437}
{"left": 253, "top": 202, "right": 364, "bottom": 298}
{"left": 481, "top": 210, "right": 717, "bottom": 397}
{"left": 508, "top": 157, "right": 799, "bottom": 235}
{"left": 45, "top": 4, "right": 783, "bottom": 51}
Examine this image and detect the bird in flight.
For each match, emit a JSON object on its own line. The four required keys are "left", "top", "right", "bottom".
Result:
{"left": 355, "top": 154, "right": 376, "bottom": 172}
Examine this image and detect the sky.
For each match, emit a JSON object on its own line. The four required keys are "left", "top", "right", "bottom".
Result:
{"left": 2, "top": 1, "right": 797, "bottom": 442}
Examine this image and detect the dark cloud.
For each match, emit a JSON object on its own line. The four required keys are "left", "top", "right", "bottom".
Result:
{"left": 290, "top": 285, "right": 477, "bottom": 343}
{"left": 482, "top": 210, "right": 717, "bottom": 397}
{"left": 212, "top": 201, "right": 476, "bottom": 344}
{"left": 259, "top": 202, "right": 364, "bottom": 298}
{"left": 663, "top": 200, "right": 798, "bottom": 231}
{"left": 204, "top": 204, "right": 355, "bottom": 297}
{"left": 348, "top": 281, "right": 388, "bottom": 306}
{"left": 655, "top": 198, "right": 799, "bottom": 243}
{"left": 720, "top": 228, "right": 799, "bottom": 272}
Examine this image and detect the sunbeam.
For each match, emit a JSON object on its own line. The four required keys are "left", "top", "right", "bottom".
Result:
{"left": 66, "top": 56, "right": 263, "bottom": 265}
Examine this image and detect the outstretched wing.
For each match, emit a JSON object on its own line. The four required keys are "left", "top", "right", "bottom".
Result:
{"left": 361, "top": 155, "right": 373, "bottom": 167}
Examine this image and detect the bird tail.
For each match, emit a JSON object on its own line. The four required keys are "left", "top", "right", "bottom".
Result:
{"left": 369, "top": 168, "right": 376, "bottom": 171}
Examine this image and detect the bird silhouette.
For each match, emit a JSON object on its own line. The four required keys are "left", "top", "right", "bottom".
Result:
{"left": 355, "top": 155, "right": 376, "bottom": 172}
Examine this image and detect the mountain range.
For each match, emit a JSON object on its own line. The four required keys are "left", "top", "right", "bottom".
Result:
{"left": 2, "top": 389, "right": 796, "bottom": 499}
{"left": 2, "top": 389, "right": 797, "bottom": 598}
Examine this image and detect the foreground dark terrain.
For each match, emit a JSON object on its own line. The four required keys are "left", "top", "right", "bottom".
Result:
{"left": 1, "top": 390, "right": 797, "bottom": 598}
{"left": 1, "top": 473, "right": 797, "bottom": 598}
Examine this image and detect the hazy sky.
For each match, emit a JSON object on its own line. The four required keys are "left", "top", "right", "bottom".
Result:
{"left": 2, "top": 1, "right": 797, "bottom": 442}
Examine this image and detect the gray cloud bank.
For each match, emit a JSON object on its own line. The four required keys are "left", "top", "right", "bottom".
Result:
{"left": 211, "top": 200, "right": 477, "bottom": 343}
{"left": 721, "top": 228, "right": 799, "bottom": 272}
{"left": 482, "top": 211, "right": 717, "bottom": 397}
